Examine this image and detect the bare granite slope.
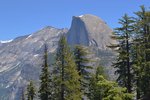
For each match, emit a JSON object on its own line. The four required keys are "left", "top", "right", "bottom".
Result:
{"left": 67, "top": 14, "right": 116, "bottom": 50}
{"left": 0, "top": 14, "right": 116, "bottom": 100}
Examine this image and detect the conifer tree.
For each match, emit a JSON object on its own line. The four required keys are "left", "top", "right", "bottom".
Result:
{"left": 26, "top": 81, "right": 36, "bottom": 100}
{"left": 133, "top": 6, "right": 150, "bottom": 99}
{"left": 54, "top": 36, "right": 82, "bottom": 100}
{"left": 89, "top": 67, "right": 133, "bottom": 100}
{"left": 74, "top": 45, "right": 93, "bottom": 95}
{"left": 38, "top": 44, "right": 52, "bottom": 100}
{"left": 88, "top": 66, "right": 107, "bottom": 100}
{"left": 131, "top": 40, "right": 143, "bottom": 99}
{"left": 96, "top": 75, "right": 133, "bottom": 100}
{"left": 20, "top": 88, "right": 25, "bottom": 100}
{"left": 109, "top": 14, "right": 134, "bottom": 93}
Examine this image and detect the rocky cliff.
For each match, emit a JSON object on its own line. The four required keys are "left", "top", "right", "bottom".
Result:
{"left": 67, "top": 14, "right": 116, "bottom": 50}
{"left": 0, "top": 14, "right": 115, "bottom": 100}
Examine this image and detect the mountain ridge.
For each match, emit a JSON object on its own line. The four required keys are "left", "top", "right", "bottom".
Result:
{"left": 0, "top": 14, "right": 115, "bottom": 100}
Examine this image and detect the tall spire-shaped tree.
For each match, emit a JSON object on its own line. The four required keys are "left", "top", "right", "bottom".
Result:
{"left": 74, "top": 45, "right": 93, "bottom": 96}
{"left": 133, "top": 6, "right": 150, "bottom": 99}
{"left": 54, "top": 36, "right": 82, "bottom": 100}
{"left": 109, "top": 14, "right": 134, "bottom": 93}
{"left": 20, "top": 87, "right": 25, "bottom": 100}
{"left": 38, "top": 44, "right": 52, "bottom": 100}
{"left": 88, "top": 66, "right": 107, "bottom": 100}
{"left": 26, "top": 81, "right": 36, "bottom": 100}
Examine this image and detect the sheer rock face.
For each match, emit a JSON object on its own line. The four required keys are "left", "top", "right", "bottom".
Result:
{"left": 0, "top": 14, "right": 116, "bottom": 100}
{"left": 67, "top": 14, "right": 115, "bottom": 50}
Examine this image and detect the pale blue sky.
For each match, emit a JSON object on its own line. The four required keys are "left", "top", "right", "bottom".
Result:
{"left": 0, "top": 0, "right": 149, "bottom": 40}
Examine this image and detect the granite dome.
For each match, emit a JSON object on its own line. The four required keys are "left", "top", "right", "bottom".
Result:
{"left": 67, "top": 14, "right": 115, "bottom": 50}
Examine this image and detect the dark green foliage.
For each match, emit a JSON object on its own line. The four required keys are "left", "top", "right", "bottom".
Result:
{"left": 53, "top": 36, "right": 82, "bottom": 100}
{"left": 109, "top": 5, "right": 150, "bottom": 99}
{"left": 109, "top": 14, "right": 134, "bottom": 93}
{"left": 96, "top": 66, "right": 108, "bottom": 79}
{"left": 26, "top": 81, "right": 36, "bottom": 100}
{"left": 74, "top": 45, "right": 93, "bottom": 96}
{"left": 38, "top": 44, "right": 52, "bottom": 100}
{"left": 89, "top": 72, "right": 133, "bottom": 100}
{"left": 88, "top": 66, "right": 108, "bottom": 100}
{"left": 132, "top": 6, "right": 150, "bottom": 99}
{"left": 131, "top": 40, "right": 143, "bottom": 99}
{"left": 20, "top": 88, "right": 25, "bottom": 100}
{"left": 96, "top": 75, "right": 133, "bottom": 100}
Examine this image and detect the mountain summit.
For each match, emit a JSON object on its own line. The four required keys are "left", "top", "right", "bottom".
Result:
{"left": 0, "top": 14, "right": 115, "bottom": 100}
{"left": 67, "top": 14, "right": 115, "bottom": 50}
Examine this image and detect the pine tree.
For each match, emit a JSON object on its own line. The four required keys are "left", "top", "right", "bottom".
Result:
{"left": 20, "top": 87, "right": 25, "bottom": 100}
{"left": 133, "top": 6, "right": 150, "bottom": 99}
{"left": 54, "top": 36, "right": 82, "bottom": 100}
{"left": 88, "top": 66, "right": 107, "bottom": 100}
{"left": 26, "top": 81, "right": 36, "bottom": 100}
{"left": 109, "top": 14, "right": 134, "bottom": 93}
{"left": 96, "top": 75, "right": 133, "bottom": 100}
{"left": 38, "top": 44, "right": 52, "bottom": 100}
{"left": 131, "top": 39, "right": 143, "bottom": 99}
{"left": 74, "top": 45, "right": 93, "bottom": 96}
